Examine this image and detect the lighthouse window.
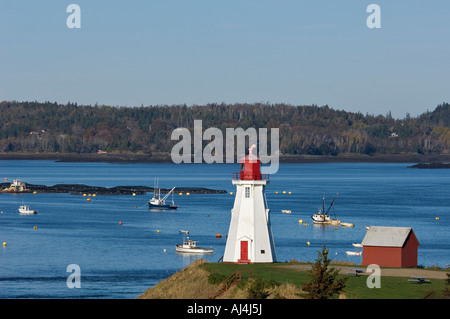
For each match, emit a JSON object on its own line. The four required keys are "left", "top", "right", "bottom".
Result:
{"left": 245, "top": 187, "right": 250, "bottom": 198}
{"left": 261, "top": 250, "right": 265, "bottom": 254}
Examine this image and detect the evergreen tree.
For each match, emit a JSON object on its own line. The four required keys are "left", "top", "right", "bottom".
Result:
{"left": 301, "top": 244, "right": 346, "bottom": 299}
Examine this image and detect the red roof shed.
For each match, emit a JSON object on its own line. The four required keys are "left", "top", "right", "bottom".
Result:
{"left": 361, "top": 226, "right": 420, "bottom": 268}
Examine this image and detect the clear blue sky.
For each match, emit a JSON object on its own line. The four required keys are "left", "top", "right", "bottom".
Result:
{"left": 1, "top": 1, "right": 449, "bottom": 118}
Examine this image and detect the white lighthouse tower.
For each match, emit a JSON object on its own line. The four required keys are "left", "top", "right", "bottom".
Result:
{"left": 223, "top": 145, "right": 276, "bottom": 263}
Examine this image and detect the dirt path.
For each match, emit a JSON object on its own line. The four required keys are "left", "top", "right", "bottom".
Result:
{"left": 281, "top": 264, "right": 449, "bottom": 279}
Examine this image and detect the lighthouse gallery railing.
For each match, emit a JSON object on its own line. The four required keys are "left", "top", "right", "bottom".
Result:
{"left": 232, "top": 173, "right": 269, "bottom": 181}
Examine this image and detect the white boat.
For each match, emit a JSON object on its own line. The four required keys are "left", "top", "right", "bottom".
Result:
{"left": 352, "top": 243, "right": 363, "bottom": 247}
{"left": 341, "top": 222, "right": 355, "bottom": 227}
{"left": 281, "top": 210, "right": 291, "bottom": 214}
{"left": 18, "top": 205, "right": 37, "bottom": 215}
{"left": 148, "top": 184, "right": 178, "bottom": 210}
{"left": 312, "top": 196, "right": 339, "bottom": 225}
{"left": 175, "top": 238, "right": 213, "bottom": 254}
{"left": 312, "top": 211, "right": 332, "bottom": 223}
{"left": 179, "top": 230, "right": 189, "bottom": 234}
{"left": 346, "top": 251, "right": 362, "bottom": 256}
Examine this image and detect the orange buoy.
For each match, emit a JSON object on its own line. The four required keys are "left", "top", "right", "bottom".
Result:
{"left": 86, "top": 198, "right": 91, "bottom": 202}
{"left": 216, "top": 233, "right": 222, "bottom": 238}
{"left": 119, "top": 221, "right": 123, "bottom": 225}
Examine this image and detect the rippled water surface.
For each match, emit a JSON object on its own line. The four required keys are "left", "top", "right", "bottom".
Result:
{"left": 1, "top": 161, "right": 449, "bottom": 298}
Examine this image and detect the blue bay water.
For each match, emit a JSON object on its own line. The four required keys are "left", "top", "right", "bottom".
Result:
{"left": 0, "top": 160, "right": 449, "bottom": 298}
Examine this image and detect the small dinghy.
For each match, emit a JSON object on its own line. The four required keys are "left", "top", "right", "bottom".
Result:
{"left": 346, "top": 251, "right": 362, "bottom": 256}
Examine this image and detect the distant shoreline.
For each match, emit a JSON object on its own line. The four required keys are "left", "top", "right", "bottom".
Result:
{"left": 0, "top": 182, "right": 227, "bottom": 195}
{"left": 1, "top": 152, "right": 450, "bottom": 164}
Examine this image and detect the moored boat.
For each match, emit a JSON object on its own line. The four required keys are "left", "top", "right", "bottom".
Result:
{"left": 1, "top": 179, "right": 31, "bottom": 193}
{"left": 346, "top": 251, "right": 362, "bottom": 256}
{"left": 175, "top": 238, "right": 213, "bottom": 254}
{"left": 148, "top": 185, "right": 178, "bottom": 210}
{"left": 18, "top": 205, "right": 37, "bottom": 215}
{"left": 341, "top": 222, "right": 355, "bottom": 227}
{"left": 281, "top": 210, "right": 291, "bottom": 214}
{"left": 312, "top": 195, "right": 339, "bottom": 225}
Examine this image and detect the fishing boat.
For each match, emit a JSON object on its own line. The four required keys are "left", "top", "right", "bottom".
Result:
{"left": 311, "top": 195, "right": 339, "bottom": 225}
{"left": 1, "top": 179, "right": 31, "bottom": 193}
{"left": 352, "top": 243, "right": 363, "bottom": 248}
{"left": 175, "top": 238, "right": 213, "bottom": 254}
{"left": 18, "top": 205, "right": 37, "bottom": 215}
{"left": 179, "top": 230, "right": 189, "bottom": 234}
{"left": 148, "top": 185, "right": 178, "bottom": 210}
{"left": 281, "top": 210, "right": 291, "bottom": 214}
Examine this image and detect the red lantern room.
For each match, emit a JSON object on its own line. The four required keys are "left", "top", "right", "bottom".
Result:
{"left": 239, "top": 144, "right": 261, "bottom": 181}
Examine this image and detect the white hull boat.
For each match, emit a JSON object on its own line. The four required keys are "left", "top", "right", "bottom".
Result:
{"left": 312, "top": 196, "right": 339, "bottom": 224}
{"left": 18, "top": 205, "right": 37, "bottom": 215}
{"left": 341, "top": 222, "right": 355, "bottom": 227}
{"left": 346, "top": 251, "right": 362, "bottom": 256}
{"left": 175, "top": 238, "right": 213, "bottom": 254}
{"left": 148, "top": 185, "right": 178, "bottom": 210}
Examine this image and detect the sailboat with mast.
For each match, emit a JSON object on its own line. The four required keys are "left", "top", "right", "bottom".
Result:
{"left": 148, "top": 179, "right": 178, "bottom": 210}
{"left": 311, "top": 195, "right": 339, "bottom": 225}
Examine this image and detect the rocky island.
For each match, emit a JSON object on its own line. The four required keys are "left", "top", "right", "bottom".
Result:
{"left": 408, "top": 162, "right": 450, "bottom": 169}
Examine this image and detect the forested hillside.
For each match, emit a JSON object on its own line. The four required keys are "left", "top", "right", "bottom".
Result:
{"left": 0, "top": 100, "right": 449, "bottom": 156}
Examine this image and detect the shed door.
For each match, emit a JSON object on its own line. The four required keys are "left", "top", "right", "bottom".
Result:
{"left": 240, "top": 241, "right": 248, "bottom": 260}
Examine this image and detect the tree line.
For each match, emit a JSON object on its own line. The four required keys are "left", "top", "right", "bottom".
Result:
{"left": 0, "top": 100, "right": 449, "bottom": 156}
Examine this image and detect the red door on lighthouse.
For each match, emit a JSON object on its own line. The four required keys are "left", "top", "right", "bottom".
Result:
{"left": 240, "top": 241, "right": 249, "bottom": 262}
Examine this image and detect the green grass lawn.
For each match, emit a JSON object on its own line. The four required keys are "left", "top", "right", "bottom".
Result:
{"left": 204, "top": 262, "right": 448, "bottom": 299}
{"left": 343, "top": 275, "right": 446, "bottom": 299}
